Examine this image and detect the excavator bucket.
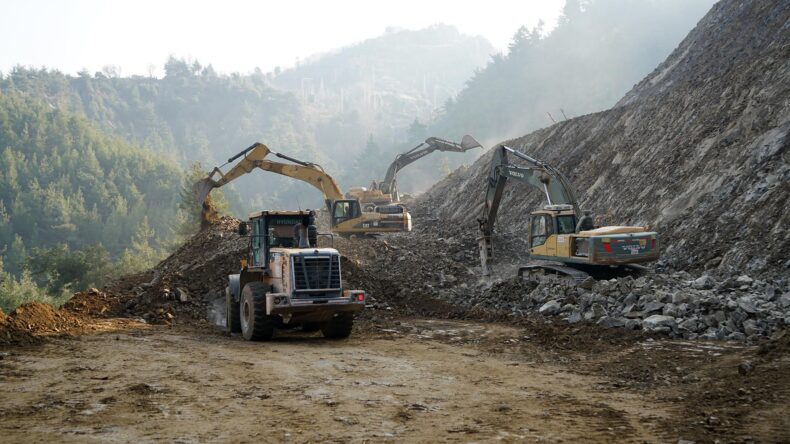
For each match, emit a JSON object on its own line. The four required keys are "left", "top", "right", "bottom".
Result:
{"left": 193, "top": 178, "right": 217, "bottom": 208}
{"left": 193, "top": 178, "right": 220, "bottom": 230}
{"left": 461, "top": 135, "right": 483, "bottom": 151}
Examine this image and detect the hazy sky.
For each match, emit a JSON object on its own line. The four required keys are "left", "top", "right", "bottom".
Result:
{"left": 0, "top": 0, "right": 565, "bottom": 77}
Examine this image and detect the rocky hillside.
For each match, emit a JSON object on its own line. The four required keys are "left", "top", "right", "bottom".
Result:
{"left": 420, "top": 0, "right": 790, "bottom": 276}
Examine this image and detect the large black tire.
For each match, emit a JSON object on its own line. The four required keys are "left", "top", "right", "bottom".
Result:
{"left": 321, "top": 313, "right": 354, "bottom": 339}
{"left": 225, "top": 287, "right": 241, "bottom": 333}
{"left": 301, "top": 322, "right": 321, "bottom": 333}
{"left": 240, "top": 282, "right": 275, "bottom": 341}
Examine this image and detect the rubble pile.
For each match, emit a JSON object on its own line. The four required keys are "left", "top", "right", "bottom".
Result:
{"left": 335, "top": 208, "right": 790, "bottom": 342}
{"left": 469, "top": 272, "right": 789, "bottom": 341}
{"left": 107, "top": 216, "right": 247, "bottom": 324}
{"left": 0, "top": 302, "right": 86, "bottom": 345}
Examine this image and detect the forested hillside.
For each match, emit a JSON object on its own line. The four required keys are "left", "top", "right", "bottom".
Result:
{"left": 367, "top": 0, "right": 717, "bottom": 196}
{"left": 0, "top": 61, "right": 316, "bottom": 210}
{"left": 0, "top": 27, "right": 494, "bottom": 210}
{"left": 0, "top": 93, "right": 183, "bottom": 310}
{"left": 431, "top": 0, "right": 716, "bottom": 143}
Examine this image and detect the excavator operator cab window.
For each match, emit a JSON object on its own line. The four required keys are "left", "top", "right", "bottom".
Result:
{"left": 556, "top": 215, "right": 576, "bottom": 235}
{"left": 332, "top": 200, "right": 361, "bottom": 225}
{"left": 530, "top": 214, "right": 553, "bottom": 247}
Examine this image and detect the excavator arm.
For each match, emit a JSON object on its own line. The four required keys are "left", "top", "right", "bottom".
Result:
{"left": 377, "top": 135, "right": 482, "bottom": 200}
{"left": 195, "top": 142, "right": 412, "bottom": 235}
{"left": 477, "top": 145, "right": 581, "bottom": 274}
{"left": 194, "top": 142, "right": 344, "bottom": 211}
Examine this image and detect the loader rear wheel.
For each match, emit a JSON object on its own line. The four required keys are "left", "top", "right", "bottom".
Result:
{"left": 321, "top": 313, "right": 354, "bottom": 339}
{"left": 240, "top": 282, "right": 275, "bottom": 341}
{"left": 225, "top": 287, "right": 241, "bottom": 333}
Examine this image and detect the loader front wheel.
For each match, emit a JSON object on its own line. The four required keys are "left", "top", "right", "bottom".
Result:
{"left": 225, "top": 287, "right": 241, "bottom": 334}
{"left": 321, "top": 313, "right": 354, "bottom": 339}
{"left": 240, "top": 283, "right": 275, "bottom": 341}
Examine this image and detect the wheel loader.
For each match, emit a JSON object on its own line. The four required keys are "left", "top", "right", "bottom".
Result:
{"left": 347, "top": 135, "right": 482, "bottom": 208}
{"left": 194, "top": 142, "right": 412, "bottom": 235}
{"left": 226, "top": 210, "right": 366, "bottom": 341}
{"left": 478, "top": 145, "right": 660, "bottom": 282}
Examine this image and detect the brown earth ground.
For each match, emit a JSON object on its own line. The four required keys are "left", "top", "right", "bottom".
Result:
{"left": 1, "top": 313, "right": 788, "bottom": 443}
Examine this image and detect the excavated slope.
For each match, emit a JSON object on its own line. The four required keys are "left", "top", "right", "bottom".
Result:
{"left": 420, "top": 0, "right": 789, "bottom": 276}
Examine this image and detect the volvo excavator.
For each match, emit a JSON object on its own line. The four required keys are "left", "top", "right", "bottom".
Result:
{"left": 195, "top": 142, "right": 412, "bottom": 235}
{"left": 347, "top": 135, "right": 482, "bottom": 208}
{"left": 478, "top": 145, "right": 659, "bottom": 281}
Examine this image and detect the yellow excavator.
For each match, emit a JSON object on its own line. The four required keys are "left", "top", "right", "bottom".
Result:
{"left": 478, "top": 144, "right": 659, "bottom": 281}
{"left": 346, "top": 135, "right": 482, "bottom": 209}
{"left": 195, "top": 142, "right": 412, "bottom": 235}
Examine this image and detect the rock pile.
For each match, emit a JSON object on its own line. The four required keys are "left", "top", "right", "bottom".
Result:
{"left": 465, "top": 272, "right": 789, "bottom": 342}
{"left": 0, "top": 302, "right": 86, "bottom": 345}
{"left": 334, "top": 206, "right": 789, "bottom": 343}
{"left": 108, "top": 216, "right": 246, "bottom": 324}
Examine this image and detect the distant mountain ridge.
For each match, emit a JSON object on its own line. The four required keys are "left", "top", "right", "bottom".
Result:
{"left": 273, "top": 24, "right": 494, "bottom": 128}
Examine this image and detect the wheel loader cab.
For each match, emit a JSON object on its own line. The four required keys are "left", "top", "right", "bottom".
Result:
{"left": 247, "top": 212, "right": 303, "bottom": 268}
{"left": 331, "top": 199, "right": 362, "bottom": 227}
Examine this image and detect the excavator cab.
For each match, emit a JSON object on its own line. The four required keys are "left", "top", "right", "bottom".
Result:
{"left": 331, "top": 199, "right": 362, "bottom": 227}
{"left": 527, "top": 207, "right": 578, "bottom": 257}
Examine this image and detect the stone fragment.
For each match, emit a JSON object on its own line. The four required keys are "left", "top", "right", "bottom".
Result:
{"left": 691, "top": 275, "right": 715, "bottom": 290}
{"left": 539, "top": 300, "right": 561, "bottom": 316}
{"left": 643, "top": 315, "right": 676, "bottom": 331}
{"left": 737, "top": 297, "right": 758, "bottom": 314}
{"left": 624, "top": 319, "right": 642, "bottom": 330}
{"left": 736, "top": 275, "right": 754, "bottom": 285}
{"left": 643, "top": 301, "right": 665, "bottom": 313}
{"left": 597, "top": 316, "right": 625, "bottom": 328}
{"left": 176, "top": 287, "right": 190, "bottom": 303}
{"left": 742, "top": 319, "right": 760, "bottom": 336}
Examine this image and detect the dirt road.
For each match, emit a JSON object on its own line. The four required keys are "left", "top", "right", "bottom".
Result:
{"left": 0, "top": 320, "right": 664, "bottom": 442}
{"left": 2, "top": 317, "right": 786, "bottom": 443}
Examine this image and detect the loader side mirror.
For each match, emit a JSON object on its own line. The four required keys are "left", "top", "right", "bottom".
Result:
{"left": 238, "top": 222, "right": 249, "bottom": 236}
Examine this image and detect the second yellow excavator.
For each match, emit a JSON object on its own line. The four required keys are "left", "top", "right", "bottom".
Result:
{"left": 346, "top": 135, "right": 482, "bottom": 209}
{"left": 195, "top": 142, "right": 412, "bottom": 235}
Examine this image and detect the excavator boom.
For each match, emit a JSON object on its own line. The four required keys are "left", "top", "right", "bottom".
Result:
{"left": 194, "top": 143, "right": 344, "bottom": 210}
{"left": 377, "top": 135, "right": 482, "bottom": 200}
{"left": 479, "top": 145, "right": 580, "bottom": 240}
